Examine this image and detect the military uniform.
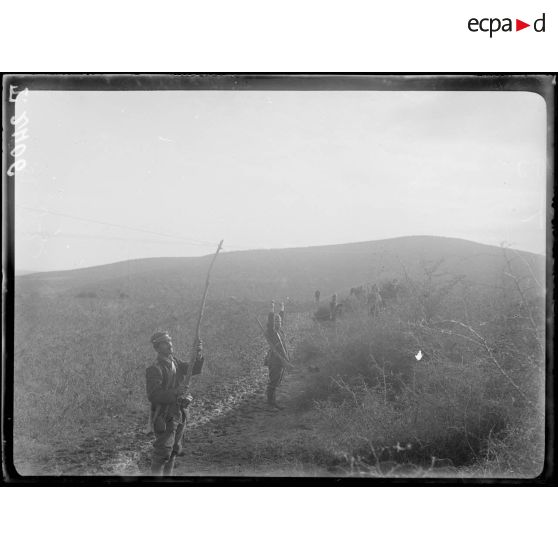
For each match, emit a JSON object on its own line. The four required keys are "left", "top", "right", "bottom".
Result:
{"left": 279, "top": 302, "right": 286, "bottom": 325}
{"left": 329, "top": 293, "right": 338, "bottom": 321}
{"left": 146, "top": 334, "right": 204, "bottom": 475}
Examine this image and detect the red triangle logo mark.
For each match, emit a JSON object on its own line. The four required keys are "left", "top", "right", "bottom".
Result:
{"left": 516, "top": 19, "right": 530, "bottom": 31}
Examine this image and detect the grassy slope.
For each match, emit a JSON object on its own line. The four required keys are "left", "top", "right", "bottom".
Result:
{"left": 13, "top": 236, "right": 546, "bottom": 475}
{"left": 17, "top": 235, "right": 544, "bottom": 301}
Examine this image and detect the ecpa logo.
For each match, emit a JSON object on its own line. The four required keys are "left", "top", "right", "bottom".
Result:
{"left": 468, "top": 12, "right": 546, "bottom": 37}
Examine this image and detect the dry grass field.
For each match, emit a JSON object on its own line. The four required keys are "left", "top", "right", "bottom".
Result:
{"left": 12, "top": 236, "right": 547, "bottom": 477}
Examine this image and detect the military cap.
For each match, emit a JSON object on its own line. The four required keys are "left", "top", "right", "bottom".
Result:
{"left": 150, "top": 331, "right": 172, "bottom": 345}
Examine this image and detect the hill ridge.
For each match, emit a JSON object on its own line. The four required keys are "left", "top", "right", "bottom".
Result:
{"left": 16, "top": 235, "right": 544, "bottom": 304}
{"left": 17, "top": 235, "right": 541, "bottom": 279}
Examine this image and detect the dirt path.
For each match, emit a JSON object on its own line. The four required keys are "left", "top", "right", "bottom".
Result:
{"left": 172, "top": 363, "right": 330, "bottom": 477}
{"left": 89, "top": 311, "right": 333, "bottom": 477}
{"left": 155, "top": 312, "right": 330, "bottom": 477}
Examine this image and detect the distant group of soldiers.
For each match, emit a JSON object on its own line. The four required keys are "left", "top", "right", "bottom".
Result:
{"left": 313, "top": 290, "right": 343, "bottom": 321}
{"left": 313, "top": 280, "right": 401, "bottom": 321}
{"left": 350, "top": 280, "right": 401, "bottom": 315}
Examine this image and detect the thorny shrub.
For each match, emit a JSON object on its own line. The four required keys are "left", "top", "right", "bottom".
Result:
{"left": 297, "top": 254, "right": 546, "bottom": 477}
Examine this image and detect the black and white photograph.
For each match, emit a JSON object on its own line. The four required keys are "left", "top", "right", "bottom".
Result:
{"left": 3, "top": 74, "right": 553, "bottom": 480}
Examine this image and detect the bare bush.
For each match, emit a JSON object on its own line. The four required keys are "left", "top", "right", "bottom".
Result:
{"left": 296, "top": 253, "right": 545, "bottom": 476}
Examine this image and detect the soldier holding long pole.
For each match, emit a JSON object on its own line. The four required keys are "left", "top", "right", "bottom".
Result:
{"left": 145, "top": 240, "right": 223, "bottom": 476}
{"left": 145, "top": 332, "right": 204, "bottom": 475}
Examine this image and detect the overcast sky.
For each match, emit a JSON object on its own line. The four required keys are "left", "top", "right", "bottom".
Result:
{"left": 14, "top": 88, "right": 547, "bottom": 272}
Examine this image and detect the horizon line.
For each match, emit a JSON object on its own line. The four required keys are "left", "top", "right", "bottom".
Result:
{"left": 14, "top": 234, "right": 546, "bottom": 276}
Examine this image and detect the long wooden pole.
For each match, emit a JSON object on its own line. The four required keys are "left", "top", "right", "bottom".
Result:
{"left": 148, "top": 240, "right": 224, "bottom": 433}
{"left": 182, "top": 239, "right": 224, "bottom": 390}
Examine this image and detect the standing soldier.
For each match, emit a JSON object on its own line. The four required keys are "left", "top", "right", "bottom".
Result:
{"left": 146, "top": 331, "right": 204, "bottom": 476}
{"left": 279, "top": 301, "right": 286, "bottom": 325}
{"left": 329, "top": 293, "right": 338, "bottom": 321}
{"left": 314, "top": 289, "right": 321, "bottom": 305}
{"left": 263, "top": 312, "right": 289, "bottom": 409}
{"left": 368, "top": 283, "right": 383, "bottom": 316}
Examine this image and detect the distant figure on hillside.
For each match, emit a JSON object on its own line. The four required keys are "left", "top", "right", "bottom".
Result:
{"left": 350, "top": 285, "right": 365, "bottom": 301}
{"left": 329, "top": 293, "right": 338, "bottom": 321}
{"left": 263, "top": 312, "right": 289, "bottom": 409}
{"left": 314, "top": 302, "right": 343, "bottom": 321}
{"left": 379, "top": 279, "right": 400, "bottom": 306}
{"left": 279, "top": 301, "right": 286, "bottom": 325}
{"left": 368, "top": 283, "right": 383, "bottom": 316}
{"left": 145, "top": 331, "right": 204, "bottom": 476}
{"left": 314, "top": 289, "right": 321, "bottom": 305}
